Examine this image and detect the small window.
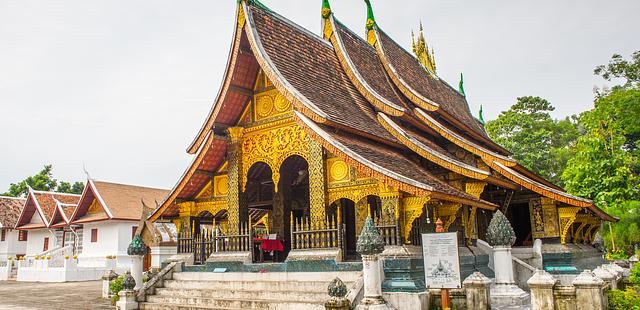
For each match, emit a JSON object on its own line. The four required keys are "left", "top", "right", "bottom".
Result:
{"left": 43, "top": 237, "right": 49, "bottom": 251}
{"left": 91, "top": 228, "right": 98, "bottom": 243}
{"left": 132, "top": 226, "right": 138, "bottom": 239}
{"left": 18, "top": 230, "right": 28, "bottom": 241}
{"left": 1, "top": 229, "right": 5, "bottom": 241}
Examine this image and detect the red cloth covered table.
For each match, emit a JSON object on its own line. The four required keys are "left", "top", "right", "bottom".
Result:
{"left": 259, "top": 239, "right": 283, "bottom": 252}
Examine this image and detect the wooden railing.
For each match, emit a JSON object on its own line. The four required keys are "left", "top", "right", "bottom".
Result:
{"left": 214, "top": 222, "right": 252, "bottom": 252}
{"left": 372, "top": 215, "right": 400, "bottom": 246}
{"left": 290, "top": 212, "right": 341, "bottom": 250}
{"left": 177, "top": 222, "right": 252, "bottom": 264}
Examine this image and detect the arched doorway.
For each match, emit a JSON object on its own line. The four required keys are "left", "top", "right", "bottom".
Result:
{"left": 328, "top": 198, "right": 358, "bottom": 261}
{"left": 244, "top": 162, "right": 275, "bottom": 262}
{"left": 278, "top": 155, "right": 309, "bottom": 261}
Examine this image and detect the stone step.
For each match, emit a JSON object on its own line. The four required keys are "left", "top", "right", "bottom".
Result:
{"left": 163, "top": 279, "right": 348, "bottom": 292}
{"left": 140, "top": 302, "right": 246, "bottom": 310}
{"left": 145, "top": 296, "right": 324, "bottom": 310}
{"left": 172, "top": 271, "right": 362, "bottom": 283}
{"left": 155, "top": 287, "right": 328, "bottom": 303}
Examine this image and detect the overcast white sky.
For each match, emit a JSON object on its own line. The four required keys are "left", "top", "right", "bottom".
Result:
{"left": 0, "top": 0, "right": 638, "bottom": 192}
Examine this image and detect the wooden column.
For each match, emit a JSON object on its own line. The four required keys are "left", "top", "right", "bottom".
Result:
{"left": 226, "top": 127, "right": 244, "bottom": 235}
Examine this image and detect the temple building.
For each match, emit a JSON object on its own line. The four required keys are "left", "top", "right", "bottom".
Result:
{"left": 147, "top": 0, "right": 614, "bottom": 268}
{"left": 0, "top": 196, "right": 27, "bottom": 261}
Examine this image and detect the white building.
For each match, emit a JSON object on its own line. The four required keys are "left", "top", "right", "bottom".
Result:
{"left": 14, "top": 189, "right": 81, "bottom": 257}
{"left": 0, "top": 196, "right": 27, "bottom": 261}
{"left": 69, "top": 180, "right": 169, "bottom": 270}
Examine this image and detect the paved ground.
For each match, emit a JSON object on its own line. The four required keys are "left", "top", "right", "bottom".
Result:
{"left": 0, "top": 280, "right": 112, "bottom": 309}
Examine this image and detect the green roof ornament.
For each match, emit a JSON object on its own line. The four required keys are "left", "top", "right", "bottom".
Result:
{"left": 322, "top": 0, "right": 332, "bottom": 18}
{"left": 479, "top": 105, "right": 485, "bottom": 125}
{"left": 364, "top": 0, "right": 376, "bottom": 30}
{"left": 127, "top": 234, "right": 148, "bottom": 256}
{"left": 458, "top": 73, "right": 466, "bottom": 97}
{"left": 485, "top": 210, "right": 516, "bottom": 247}
{"left": 356, "top": 217, "right": 385, "bottom": 255}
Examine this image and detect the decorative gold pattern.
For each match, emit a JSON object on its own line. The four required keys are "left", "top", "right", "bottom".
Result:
{"left": 401, "top": 196, "right": 430, "bottom": 243}
{"left": 367, "top": 29, "right": 377, "bottom": 46}
{"left": 462, "top": 182, "right": 485, "bottom": 242}
{"left": 241, "top": 121, "right": 309, "bottom": 191}
{"left": 558, "top": 207, "right": 580, "bottom": 244}
{"left": 87, "top": 200, "right": 104, "bottom": 215}
{"left": 254, "top": 89, "right": 291, "bottom": 121}
{"left": 238, "top": 5, "right": 246, "bottom": 28}
{"left": 323, "top": 18, "right": 333, "bottom": 40}
{"left": 227, "top": 127, "right": 244, "bottom": 234}
{"left": 308, "top": 139, "right": 326, "bottom": 227}
{"left": 529, "top": 198, "right": 560, "bottom": 238}
{"left": 435, "top": 203, "right": 462, "bottom": 231}
{"left": 214, "top": 175, "right": 229, "bottom": 196}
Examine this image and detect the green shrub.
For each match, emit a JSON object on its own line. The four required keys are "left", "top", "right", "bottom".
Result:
{"left": 109, "top": 275, "right": 125, "bottom": 303}
{"left": 608, "top": 287, "right": 640, "bottom": 310}
{"left": 630, "top": 263, "right": 640, "bottom": 285}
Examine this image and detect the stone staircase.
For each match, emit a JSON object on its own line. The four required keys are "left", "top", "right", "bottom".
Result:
{"left": 140, "top": 271, "right": 362, "bottom": 310}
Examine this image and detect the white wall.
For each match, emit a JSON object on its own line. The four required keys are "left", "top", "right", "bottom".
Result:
{"left": 24, "top": 229, "right": 56, "bottom": 256}
{"left": 0, "top": 229, "right": 27, "bottom": 260}
{"left": 78, "top": 220, "right": 137, "bottom": 268}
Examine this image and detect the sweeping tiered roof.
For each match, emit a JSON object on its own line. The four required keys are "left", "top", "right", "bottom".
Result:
{"left": 15, "top": 189, "right": 81, "bottom": 229}
{"left": 149, "top": 0, "right": 614, "bottom": 222}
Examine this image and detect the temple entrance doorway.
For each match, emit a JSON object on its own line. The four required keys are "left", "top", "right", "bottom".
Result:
{"left": 278, "top": 155, "right": 309, "bottom": 262}
{"left": 507, "top": 204, "right": 533, "bottom": 246}
{"left": 244, "top": 162, "right": 275, "bottom": 262}
{"left": 328, "top": 198, "right": 358, "bottom": 261}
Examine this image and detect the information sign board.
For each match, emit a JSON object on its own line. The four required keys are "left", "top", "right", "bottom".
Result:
{"left": 422, "top": 232, "right": 461, "bottom": 289}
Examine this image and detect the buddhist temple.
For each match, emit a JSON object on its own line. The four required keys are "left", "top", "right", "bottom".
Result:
{"left": 147, "top": 0, "right": 615, "bottom": 269}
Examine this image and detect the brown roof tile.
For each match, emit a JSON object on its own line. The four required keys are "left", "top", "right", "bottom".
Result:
{"left": 249, "top": 5, "right": 395, "bottom": 142}
{"left": 32, "top": 191, "right": 80, "bottom": 224}
{"left": 90, "top": 181, "right": 170, "bottom": 221}
{"left": 0, "top": 196, "right": 26, "bottom": 228}
{"left": 375, "top": 29, "right": 494, "bottom": 142}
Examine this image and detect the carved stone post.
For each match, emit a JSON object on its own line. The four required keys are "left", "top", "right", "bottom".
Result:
{"left": 325, "top": 277, "right": 351, "bottom": 310}
{"left": 462, "top": 271, "right": 491, "bottom": 310}
{"left": 102, "top": 269, "right": 118, "bottom": 298}
{"left": 527, "top": 270, "right": 557, "bottom": 310}
{"left": 127, "top": 235, "right": 148, "bottom": 291}
{"left": 116, "top": 271, "right": 139, "bottom": 310}
{"left": 486, "top": 211, "right": 529, "bottom": 307}
{"left": 572, "top": 270, "right": 606, "bottom": 310}
{"left": 227, "top": 127, "right": 244, "bottom": 235}
{"left": 592, "top": 266, "right": 616, "bottom": 290}
{"left": 356, "top": 217, "right": 395, "bottom": 310}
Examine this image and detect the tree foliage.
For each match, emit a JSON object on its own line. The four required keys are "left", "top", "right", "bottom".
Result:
{"left": 562, "top": 88, "right": 640, "bottom": 210}
{"left": 594, "top": 50, "right": 640, "bottom": 89}
{"left": 486, "top": 96, "right": 579, "bottom": 185}
{"left": 2, "top": 165, "right": 85, "bottom": 197}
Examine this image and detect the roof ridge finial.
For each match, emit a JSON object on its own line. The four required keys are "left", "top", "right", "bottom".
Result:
{"left": 458, "top": 72, "right": 466, "bottom": 97}
{"left": 321, "top": 0, "right": 332, "bottom": 18}
{"left": 364, "top": 0, "right": 376, "bottom": 30}
{"left": 479, "top": 105, "right": 485, "bottom": 125}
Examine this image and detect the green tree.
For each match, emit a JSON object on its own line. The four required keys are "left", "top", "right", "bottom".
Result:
{"left": 594, "top": 50, "right": 639, "bottom": 89}
{"left": 562, "top": 88, "right": 640, "bottom": 209}
{"left": 2, "top": 165, "right": 85, "bottom": 197}
{"left": 486, "top": 96, "right": 579, "bottom": 185}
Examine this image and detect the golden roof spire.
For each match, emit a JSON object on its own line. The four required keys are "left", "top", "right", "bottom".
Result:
{"left": 412, "top": 21, "right": 437, "bottom": 74}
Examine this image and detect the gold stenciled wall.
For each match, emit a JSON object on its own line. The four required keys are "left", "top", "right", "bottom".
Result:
{"left": 529, "top": 197, "right": 560, "bottom": 239}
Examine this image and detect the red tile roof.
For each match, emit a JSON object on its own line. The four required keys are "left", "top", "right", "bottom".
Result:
{"left": 0, "top": 196, "right": 26, "bottom": 228}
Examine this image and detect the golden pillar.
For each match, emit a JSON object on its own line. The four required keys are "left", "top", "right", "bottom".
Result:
{"left": 226, "top": 127, "right": 244, "bottom": 234}
{"left": 308, "top": 140, "right": 327, "bottom": 227}
{"left": 464, "top": 182, "right": 487, "bottom": 244}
